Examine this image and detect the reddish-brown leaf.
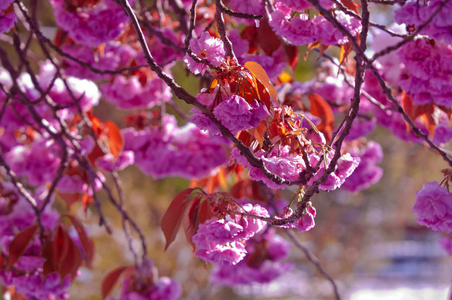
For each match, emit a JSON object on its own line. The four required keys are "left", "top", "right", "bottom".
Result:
{"left": 63, "top": 215, "right": 95, "bottom": 267}
{"left": 42, "top": 226, "right": 83, "bottom": 280}
{"left": 240, "top": 26, "right": 258, "bottom": 54}
{"left": 105, "top": 121, "right": 123, "bottom": 158}
{"left": 230, "top": 179, "right": 268, "bottom": 203}
{"left": 284, "top": 45, "right": 299, "bottom": 71}
{"left": 101, "top": 266, "right": 129, "bottom": 299}
{"left": 161, "top": 188, "right": 194, "bottom": 250}
{"left": 308, "top": 93, "right": 334, "bottom": 137}
{"left": 256, "top": 20, "right": 281, "bottom": 56}
{"left": 183, "top": 197, "right": 201, "bottom": 249}
{"left": 57, "top": 192, "right": 81, "bottom": 211}
{"left": 7, "top": 225, "right": 38, "bottom": 268}
{"left": 244, "top": 61, "right": 277, "bottom": 101}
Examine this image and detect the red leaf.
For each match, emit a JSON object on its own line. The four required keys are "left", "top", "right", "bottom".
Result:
{"left": 183, "top": 197, "right": 201, "bottom": 249}
{"left": 230, "top": 179, "right": 268, "bottom": 203}
{"left": 256, "top": 20, "right": 281, "bottom": 56}
{"left": 161, "top": 188, "right": 195, "bottom": 250}
{"left": 240, "top": 26, "right": 258, "bottom": 54}
{"left": 244, "top": 61, "right": 277, "bottom": 101}
{"left": 284, "top": 45, "right": 299, "bottom": 71}
{"left": 7, "top": 225, "right": 38, "bottom": 268}
{"left": 63, "top": 215, "right": 95, "bottom": 267}
{"left": 101, "top": 266, "right": 129, "bottom": 299}
{"left": 105, "top": 121, "right": 124, "bottom": 158}
{"left": 57, "top": 192, "right": 81, "bottom": 211}
{"left": 308, "top": 93, "right": 334, "bottom": 137}
{"left": 42, "top": 226, "right": 83, "bottom": 280}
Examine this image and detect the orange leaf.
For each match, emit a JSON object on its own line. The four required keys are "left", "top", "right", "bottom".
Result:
{"left": 81, "top": 193, "right": 94, "bottom": 214}
{"left": 101, "top": 266, "right": 130, "bottom": 299}
{"left": 304, "top": 41, "right": 320, "bottom": 61}
{"left": 7, "top": 225, "right": 38, "bottom": 268}
{"left": 105, "top": 121, "right": 123, "bottom": 158}
{"left": 244, "top": 61, "right": 277, "bottom": 101}
{"left": 161, "top": 188, "right": 195, "bottom": 250}
{"left": 309, "top": 93, "right": 334, "bottom": 137}
{"left": 340, "top": 0, "right": 360, "bottom": 13}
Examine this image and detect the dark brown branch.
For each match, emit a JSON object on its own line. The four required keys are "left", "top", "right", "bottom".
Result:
{"left": 215, "top": 0, "right": 237, "bottom": 62}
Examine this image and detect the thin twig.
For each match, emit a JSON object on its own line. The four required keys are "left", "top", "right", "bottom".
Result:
{"left": 285, "top": 229, "right": 341, "bottom": 300}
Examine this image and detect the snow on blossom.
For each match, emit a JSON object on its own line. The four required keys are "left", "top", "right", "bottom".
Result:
{"left": 413, "top": 181, "right": 452, "bottom": 233}
{"left": 183, "top": 32, "right": 226, "bottom": 75}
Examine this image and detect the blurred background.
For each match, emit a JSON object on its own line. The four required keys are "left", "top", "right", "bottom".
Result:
{"left": 5, "top": 1, "right": 452, "bottom": 299}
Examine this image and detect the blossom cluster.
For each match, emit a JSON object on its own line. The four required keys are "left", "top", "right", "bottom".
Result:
{"left": 210, "top": 228, "right": 294, "bottom": 286}
{"left": 394, "top": 0, "right": 452, "bottom": 43}
{"left": 269, "top": 2, "right": 361, "bottom": 46}
{"left": 0, "top": 183, "right": 69, "bottom": 300}
{"left": 192, "top": 203, "right": 269, "bottom": 265}
{"left": 109, "top": 259, "right": 182, "bottom": 300}
{"left": 397, "top": 39, "right": 452, "bottom": 108}
{"left": 413, "top": 181, "right": 452, "bottom": 233}
{"left": 123, "top": 114, "right": 227, "bottom": 179}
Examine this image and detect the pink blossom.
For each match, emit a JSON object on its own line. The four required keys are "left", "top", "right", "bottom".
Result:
{"left": 61, "top": 42, "right": 137, "bottom": 81}
{"left": 123, "top": 115, "right": 227, "bottom": 179}
{"left": 192, "top": 218, "right": 247, "bottom": 265}
{"left": 231, "top": 146, "right": 307, "bottom": 190}
{"left": 439, "top": 236, "right": 452, "bottom": 255}
{"left": 275, "top": 205, "right": 317, "bottom": 232}
{"left": 50, "top": 0, "right": 131, "bottom": 47}
{"left": 213, "top": 95, "right": 269, "bottom": 135}
{"left": 101, "top": 75, "right": 171, "bottom": 109}
{"left": 0, "top": 3, "right": 16, "bottom": 34}
{"left": 342, "top": 141, "right": 384, "bottom": 193}
{"left": 413, "top": 181, "right": 452, "bottom": 233}
{"left": 183, "top": 32, "right": 226, "bottom": 75}
{"left": 210, "top": 229, "right": 293, "bottom": 286}
{"left": 193, "top": 204, "right": 268, "bottom": 265}
{"left": 97, "top": 151, "right": 135, "bottom": 172}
